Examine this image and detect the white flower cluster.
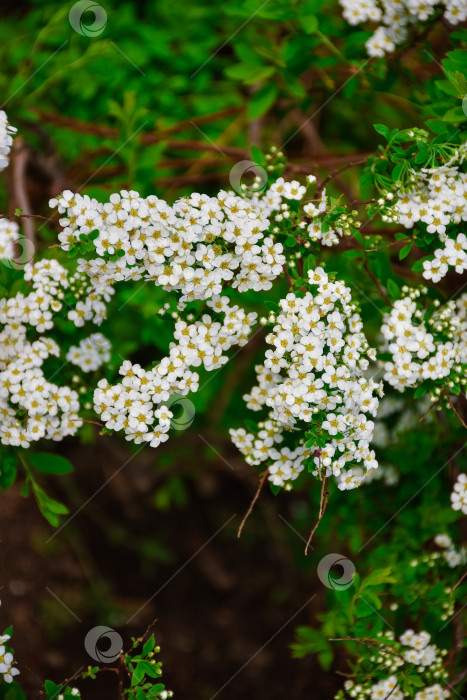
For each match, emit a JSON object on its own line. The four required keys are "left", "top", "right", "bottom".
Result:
{"left": 0, "top": 219, "right": 19, "bottom": 259}
{"left": 0, "top": 111, "right": 16, "bottom": 172}
{"left": 392, "top": 161, "right": 467, "bottom": 283}
{"left": 422, "top": 233, "right": 467, "bottom": 284}
{"left": 66, "top": 333, "right": 111, "bottom": 372}
{"left": 0, "top": 257, "right": 111, "bottom": 447}
{"left": 399, "top": 630, "right": 448, "bottom": 675}
{"left": 340, "top": 0, "right": 466, "bottom": 56}
{"left": 450, "top": 473, "right": 467, "bottom": 515}
{"left": 339, "top": 630, "right": 449, "bottom": 700}
{"left": 0, "top": 601, "right": 19, "bottom": 685}
{"left": 50, "top": 188, "right": 285, "bottom": 304}
{"left": 251, "top": 176, "right": 352, "bottom": 248}
{"left": 434, "top": 533, "right": 467, "bottom": 568}
{"left": 94, "top": 296, "right": 257, "bottom": 446}
{"left": 365, "top": 677, "right": 448, "bottom": 700}
{"left": 381, "top": 288, "right": 467, "bottom": 394}
{"left": 303, "top": 191, "right": 344, "bottom": 247}
{"left": 0, "top": 634, "right": 19, "bottom": 684}
{"left": 22, "top": 258, "right": 113, "bottom": 328}
{"left": 231, "top": 266, "right": 382, "bottom": 491}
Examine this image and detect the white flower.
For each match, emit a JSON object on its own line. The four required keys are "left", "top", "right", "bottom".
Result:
{"left": 0, "top": 111, "right": 16, "bottom": 171}
{"left": 450, "top": 473, "right": 467, "bottom": 514}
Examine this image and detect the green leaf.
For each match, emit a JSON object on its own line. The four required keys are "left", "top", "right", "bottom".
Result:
{"left": 442, "top": 106, "right": 466, "bottom": 123}
{"left": 290, "top": 627, "right": 333, "bottom": 670}
{"left": 387, "top": 279, "right": 400, "bottom": 300}
{"left": 131, "top": 661, "right": 147, "bottom": 686}
{"left": 44, "top": 680, "right": 62, "bottom": 698}
{"left": 248, "top": 82, "right": 278, "bottom": 119}
{"left": 142, "top": 635, "right": 156, "bottom": 656}
{"left": 414, "top": 384, "right": 429, "bottom": 399}
{"left": 391, "top": 162, "right": 404, "bottom": 182}
{"left": 250, "top": 144, "right": 265, "bottom": 165}
{"left": 412, "top": 255, "right": 432, "bottom": 272}
{"left": 282, "top": 71, "right": 307, "bottom": 97}
{"left": 299, "top": 15, "right": 318, "bottom": 34}
{"left": 407, "top": 675, "right": 426, "bottom": 688}
{"left": 140, "top": 660, "right": 163, "bottom": 678}
{"left": 354, "top": 595, "right": 375, "bottom": 618}
{"left": 373, "top": 124, "right": 390, "bottom": 139}
{"left": 28, "top": 453, "right": 73, "bottom": 475}
{"left": 225, "top": 63, "right": 275, "bottom": 84}
{"left": 0, "top": 453, "right": 18, "bottom": 490}
{"left": 360, "top": 568, "right": 395, "bottom": 590}
{"left": 399, "top": 243, "right": 412, "bottom": 260}
{"left": 33, "top": 485, "right": 69, "bottom": 527}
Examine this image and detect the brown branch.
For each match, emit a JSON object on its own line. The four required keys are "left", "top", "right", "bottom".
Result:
{"left": 68, "top": 418, "right": 105, "bottom": 427}
{"left": 237, "top": 469, "right": 269, "bottom": 538}
{"left": 305, "top": 478, "right": 329, "bottom": 554}
{"left": 450, "top": 667, "right": 467, "bottom": 688}
{"left": 158, "top": 105, "right": 242, "bottom": 136}
{"left": 451, "top": 569, "right": 467, "bottom": 594}
{"left": 444, "top": 390, "right": 467, "bottom": 430}
{"left": 290, "top": 108, "right": 323, "bottom": 154}
{"left": 283, "top": 263, "right": 293, "bottom": 288}
{"left": 0, "top": 212, "right": 57, "bottom": 223}
{"left": 305, "top": 450, "right": 329, "bottom": 554}
{"left": 12, "top": 138, "right": 35, "bottom": 261}
{"left": 35, "top": 106, "right": 242, "bottom": 139}
{"left": 418, "top": 400, "right": 439, "bottom": 423}
{"left": 368, "top": 238, "right": 409, "bottom": 252}
{"left": 317, "top": 158, "right": 369, "bottom": 196}
{"left": 287, "top": 152, "right": 374, "bottom": 171}
{"left": 329, "top": 637, "right": 405, "bottom": 662}
{"left": 363, "top": 260, "right": 391, "bottom": 305}
{"left": 147, "top": 138, "right": 247, "bottom": 158}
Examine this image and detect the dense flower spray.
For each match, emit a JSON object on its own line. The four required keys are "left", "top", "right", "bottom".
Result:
{"left": 231, "top": 266, "right": 382, "bottom": 491}
{"left": 339, "top": 0, "right": 467, "bottom": 56}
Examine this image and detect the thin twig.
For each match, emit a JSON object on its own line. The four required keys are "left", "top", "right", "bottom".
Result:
{"left": 329, "top": 637, "right": 405, "bottom": 662}
{"left": 68, "top": 418, "right": 105, "bottom": 427}
{"left": 450, "top": 667, "right": 467, "bottom": 687}
{"left": 444, "top": 390, "right": 467, "bottom": 430}
{"left": 367, "top": 238, "right": 409, "bottom": 252}
{"left": 12, "top": 138, "right": 35, "bottom": 261}
{"left": 418, "top": 400, "right": 439, "bottom": 423}
{"left": 317, "top": 158, "right": 369, "bottom": 196}
{"left": 363, "top": 260, "right": 391, "bottom": 305}
{"left": 0, "top": 212, "right": 57, "bottom": 223}
{"left": 305, "top": 454, "right": 329, "bottom": 554}
{"left": 237, "top": 469, "right": 269, "bottom": 538}
{"left": 451, "top": 569, "right": 467, "bottom": 594}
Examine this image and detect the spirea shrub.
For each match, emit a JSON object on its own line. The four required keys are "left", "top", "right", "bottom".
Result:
{"left": 0, "top": 3, "right": 466, "bottom": 699}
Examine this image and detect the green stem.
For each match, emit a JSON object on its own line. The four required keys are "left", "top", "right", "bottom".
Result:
{"left": 316, "top": 30, "right": 352, "bottom": 65}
